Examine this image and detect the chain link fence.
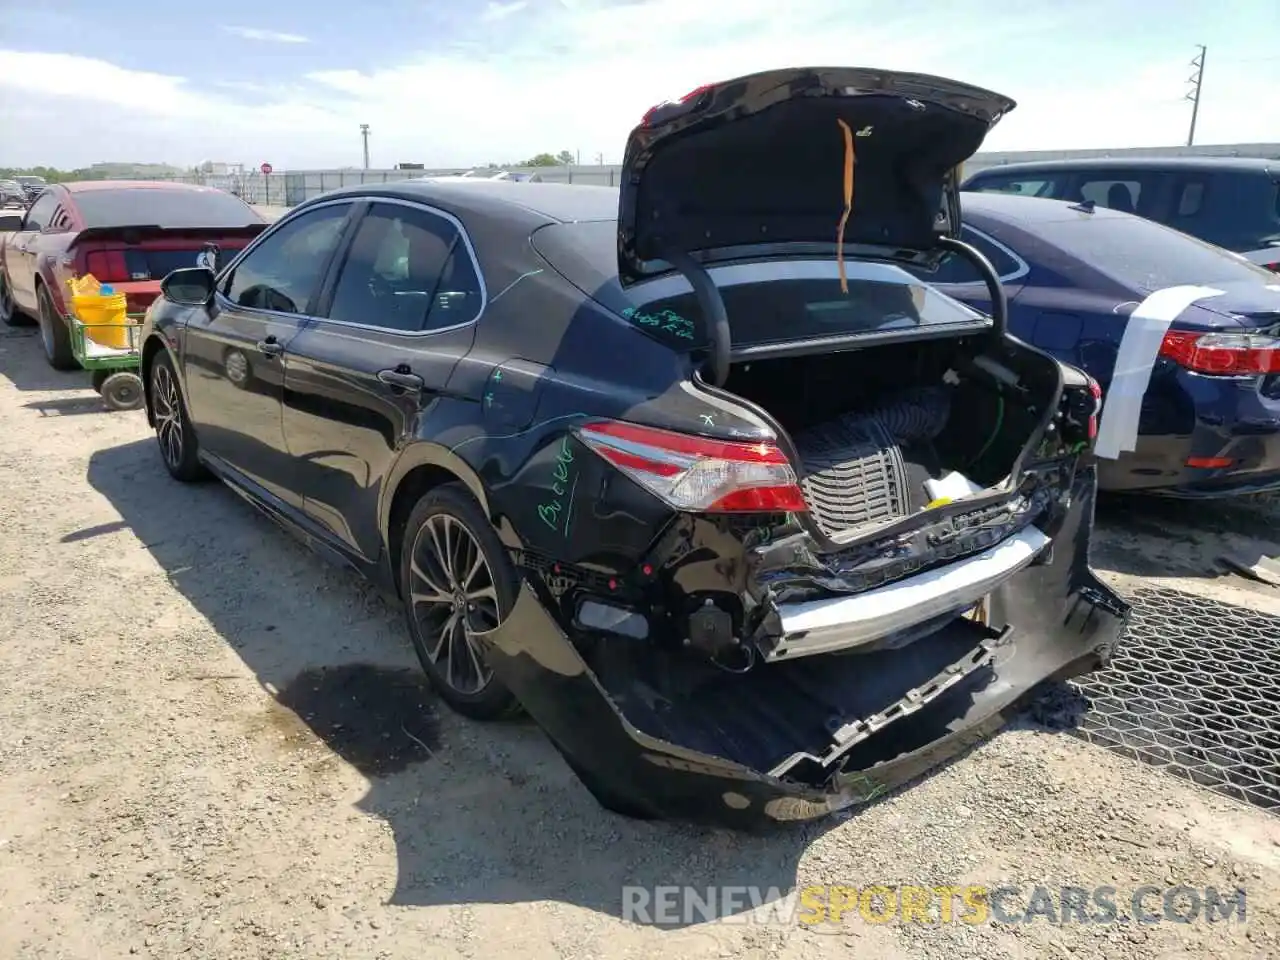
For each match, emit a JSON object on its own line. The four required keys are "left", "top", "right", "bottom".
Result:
{"left": 138, "top": 166, "right": 622, "bottom": 208}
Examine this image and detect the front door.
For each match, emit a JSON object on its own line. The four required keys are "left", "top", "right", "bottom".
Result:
{"left": 182, "top": 201, "right": 354, "bottom": 507}
{"left": 8, "top": 191, "right": 58, "bottom": 310}
{"left": 282, "top": 199, "right": 484, "bottom": 562}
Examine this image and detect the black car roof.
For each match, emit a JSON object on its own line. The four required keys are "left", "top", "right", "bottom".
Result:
{"left": 966, "top": 155, "right": 1278, "bottom": 176}
{"left": 298, "top": 179, "right": 619, "bottom": 225}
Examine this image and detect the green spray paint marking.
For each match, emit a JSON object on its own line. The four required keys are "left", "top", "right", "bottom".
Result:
{"left": 622, "top": 306, "right": 696, "bottom": 340}
{"left": 536, "top": 436, "right": 578, "bottom": 535}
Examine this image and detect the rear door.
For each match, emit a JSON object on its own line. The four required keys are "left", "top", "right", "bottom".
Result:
{"left": 182, "top": 200, "right": 356, "bottom": 506}
{"left": 281, "top": 198, "right": 484, "bottom": 562}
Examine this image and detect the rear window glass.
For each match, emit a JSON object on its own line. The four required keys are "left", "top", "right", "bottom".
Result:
{"left": 1043, "top": 214, "right": 1277, "bottom": 292}
{"left": 631, "top": 263, "right": 986, "bottom": 349}
{"left": 73, "top": 188, "right": 260, "bottom": 229}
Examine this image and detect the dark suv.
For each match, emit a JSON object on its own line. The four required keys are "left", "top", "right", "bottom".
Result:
{"left": 962, "top": 157, "right": 1280, "bottom": 270}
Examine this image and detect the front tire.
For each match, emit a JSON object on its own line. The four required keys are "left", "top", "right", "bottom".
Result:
{"left": 400, "top": 483, "right": 521, "bottom": 721}
{"left": 36, "top": 284, "right": 76, "bottom": 370}
{"left": 149, "top": 352, "right": 207, "bottom": 481}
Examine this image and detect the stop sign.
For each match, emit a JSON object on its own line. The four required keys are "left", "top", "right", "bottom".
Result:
{"left": 260, "top": 162, "right": 273, "bottom": 175}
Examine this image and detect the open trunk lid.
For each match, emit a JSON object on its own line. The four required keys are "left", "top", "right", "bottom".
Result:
{"left": 617, "top": 67, "right": 1016, "bottom": 287}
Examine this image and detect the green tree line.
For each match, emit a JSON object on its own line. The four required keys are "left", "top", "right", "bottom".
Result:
{"left": 0, "top": 166, "right": 94, "bottom": 182}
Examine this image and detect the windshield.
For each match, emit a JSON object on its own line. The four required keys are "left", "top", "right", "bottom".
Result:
{"left": 73, "top": 188, "right": 261, "bottom": 229}
{"left": 1044, "top": 213, "right": 1278, "bottom": 292}
{"left": 15, "top": 176, "right": 45, "bottom": 185}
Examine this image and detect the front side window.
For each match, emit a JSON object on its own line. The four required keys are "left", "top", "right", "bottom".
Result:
{"left": 23, "top": 192, "right": 57, "bottom": 231}
{"left": 223, "top": 204, "right": 350, "bottom": 315}
{"left": 324, "top": 202, "right": 483, "bottom": 333}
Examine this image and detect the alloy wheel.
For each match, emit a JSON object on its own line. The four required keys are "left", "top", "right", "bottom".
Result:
{"left": 152, "top": 363, "right": 184, "bottom": 469}
{"left": 409, "top": 513, "right": 500, "bottom": 695}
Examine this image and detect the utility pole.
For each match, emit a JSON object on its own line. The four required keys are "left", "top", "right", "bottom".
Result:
{"left": 1185, "top": 45, "right": 1206, "bottom": 147}
{"left": 360, "top": 124, "right": 371, "bottom": 169}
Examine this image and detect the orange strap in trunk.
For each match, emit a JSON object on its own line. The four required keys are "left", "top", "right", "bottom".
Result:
{"left": 835, "top": 118, "right": 856, "bottom": 294}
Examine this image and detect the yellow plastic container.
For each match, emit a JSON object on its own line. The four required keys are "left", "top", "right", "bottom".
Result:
{"left": 67, "top": 274, "right": 133, "bottom": 349}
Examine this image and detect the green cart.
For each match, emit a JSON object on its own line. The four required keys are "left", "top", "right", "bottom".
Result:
{"left": 66, "top": 310, "right": 145, "bottom": 411}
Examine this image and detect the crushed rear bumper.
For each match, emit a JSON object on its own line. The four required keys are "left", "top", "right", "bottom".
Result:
{"left": 476, "top": 465, "right": 1128, "bottom": 829}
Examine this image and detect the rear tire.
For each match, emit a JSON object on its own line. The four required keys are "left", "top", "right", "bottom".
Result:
{"left": 36, "top": 284, "right": 76, "bottom": 370}
{"left": 0, "top": 273, "right": 30, "bottom": 327}
{"left": 400, "top": 483, "right": 522, "bottom": 721}
{"left": 149, "top": 351, "right": 207, "bottom": 481}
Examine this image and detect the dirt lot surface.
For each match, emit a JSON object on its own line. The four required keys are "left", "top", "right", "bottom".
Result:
{"left": 2, "top": 327, "right": 1279, "bottom": 960}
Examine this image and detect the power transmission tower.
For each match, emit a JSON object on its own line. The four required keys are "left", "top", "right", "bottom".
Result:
{"left": 1185, "top": 45, "right": 1206, "bottom": 147}
{"left": 360, "top": 124, "right": 371, "bottom": 169}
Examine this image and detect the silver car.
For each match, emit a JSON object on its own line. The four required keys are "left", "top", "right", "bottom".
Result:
{"left": 0, "top": 180, "right": 25, "bottom": 208}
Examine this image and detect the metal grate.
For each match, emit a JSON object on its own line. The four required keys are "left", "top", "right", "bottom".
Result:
{"left": 793, "top": 413, "right": 910, "bottom": 539}
{"left": 1066, "top": 586, "right": 1280, "bottom": 814}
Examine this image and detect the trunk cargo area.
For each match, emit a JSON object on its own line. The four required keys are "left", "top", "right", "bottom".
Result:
{"left": 583, "top": 336, "right": 1068, "bottom": 788}
{"left": 723, "top": 338, "right": 1056, "bottom": 538}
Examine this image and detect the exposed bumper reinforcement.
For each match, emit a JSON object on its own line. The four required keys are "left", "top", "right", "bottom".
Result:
{"left": 768, "top": 525, "right": 1050, "bottom": 661}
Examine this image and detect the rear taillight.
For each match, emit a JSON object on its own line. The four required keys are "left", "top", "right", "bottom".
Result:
{"left": 1087, "top": 375, "right": 1102, "bottom": 440}
{"left": 1159, "top": 330, "right": 1280, "bottom": 376}
{"left": 83, "top": 250, "right": 129, "bottom": 284}
{"left": 575, "top": 420, "right": 807, "bottom": 513}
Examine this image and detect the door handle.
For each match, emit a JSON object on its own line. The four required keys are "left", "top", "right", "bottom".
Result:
{"left": 377, "top": 366, "right": 424, "bottom": 391}
{"left": 257, "top": 336, "right": 283, "bottom": 358}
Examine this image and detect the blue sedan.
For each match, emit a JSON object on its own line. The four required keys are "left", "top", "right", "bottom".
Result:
{"left": 912, "top": 191, "right": 1280, "bottom": 497}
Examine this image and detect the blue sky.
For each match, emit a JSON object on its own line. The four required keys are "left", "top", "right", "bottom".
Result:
{"left": 0, "top": 0, "right": 1277, "bottom": 171}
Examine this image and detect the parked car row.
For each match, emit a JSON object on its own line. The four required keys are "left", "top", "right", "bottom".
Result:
{"left": 0, "top": 67, "right": 1275, "bottom": 829}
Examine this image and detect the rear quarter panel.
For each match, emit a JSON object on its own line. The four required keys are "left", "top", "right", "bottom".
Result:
{"left": 433, "top": 260, "right": 699, "bottom": 570}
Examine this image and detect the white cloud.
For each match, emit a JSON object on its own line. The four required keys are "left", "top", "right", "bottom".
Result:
{"left": 222, "top": 25, "right": 310, "bottom": 44}
{"left": 481, "top": 1, "right": 528, "bottom": 21}
{"left": 1, "top": 0, "right": 1277, "bottom": 170}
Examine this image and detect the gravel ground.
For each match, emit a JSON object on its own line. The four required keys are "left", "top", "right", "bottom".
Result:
{"left": 2, "top": 326, "right": 1279, "bottom": 960}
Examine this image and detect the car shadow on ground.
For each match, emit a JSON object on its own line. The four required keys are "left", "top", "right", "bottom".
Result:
{"left": 0, "top": 326, "right": 98, "bottom": 393}
{"left": 1093, "top": 490, "right": 1280, "bottom": 586}
{"left": 85, "top": 437, "right": 895, "bottom": 925}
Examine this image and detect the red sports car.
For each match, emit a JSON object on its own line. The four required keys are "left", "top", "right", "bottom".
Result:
{"left": 0, "top": 180, "right": 270, "bottom": 369}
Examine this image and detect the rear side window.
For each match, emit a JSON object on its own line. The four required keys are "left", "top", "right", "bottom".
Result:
{"left": 925, "top": 226, "right": 1023, "bottom": 284}
{"left": 324, "top": 202, "right": 483, "bottom": 333}
{"left": 23, "top": 192, "right": 57, "bottom": 231}
{"left": 631, "top": 263, "right": 985, "bottom": 350}
{"left": 966, "top": 174, "right": 1061, "bottom": 198}
{"left": 1041, "top": 214, "right": 1277, "bottom": 293}
{"left": 74, "top": 188, "right": 261, "bottom": 229}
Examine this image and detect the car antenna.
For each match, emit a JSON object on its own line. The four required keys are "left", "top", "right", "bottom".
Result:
{"left": 1067, "top": 199, "right": 1096, "bottom": 214}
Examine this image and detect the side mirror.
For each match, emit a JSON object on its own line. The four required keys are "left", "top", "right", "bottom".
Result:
{"left": 0, "top": 214, "right": 24, "bottom": 232}
{"left": 161, "top": 266, "right": 216, "bottom": 306}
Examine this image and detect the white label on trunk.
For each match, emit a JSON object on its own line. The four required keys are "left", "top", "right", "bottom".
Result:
{"left": 1093, "top": 285, "right": 1225, "bottom": 461}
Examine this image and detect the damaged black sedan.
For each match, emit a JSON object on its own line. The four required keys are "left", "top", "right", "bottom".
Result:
{"left": 139, "top": 66, "right": 1129, "bottom": 828}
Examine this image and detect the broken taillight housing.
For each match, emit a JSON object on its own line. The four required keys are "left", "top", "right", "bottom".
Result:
{"left": 1159, "top": 330, "right": 1280, "bottom": 375}
{"left": 575, "top": 420, "right": 807, "bottom": 513}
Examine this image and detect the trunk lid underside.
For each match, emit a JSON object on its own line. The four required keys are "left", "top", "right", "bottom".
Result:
{"left": 617, "top": 66, "right": 1016, "bottom": 286}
